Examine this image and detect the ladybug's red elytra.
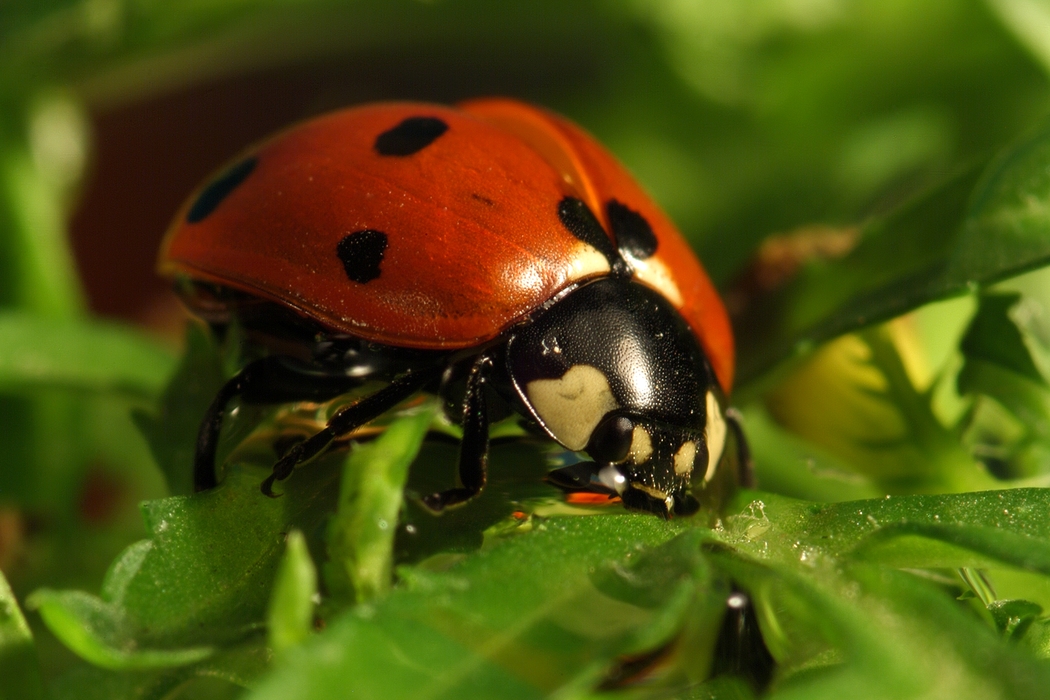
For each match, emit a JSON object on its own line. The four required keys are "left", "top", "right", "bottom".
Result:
{"left": 159, "top": 99, "right": 745, "bottom": 517}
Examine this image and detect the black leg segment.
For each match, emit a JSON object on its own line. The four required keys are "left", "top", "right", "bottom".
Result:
{"left": 261, "top": 365, "right": 442, "bottom": 496}
{"left": 422, "top": 354, "right": 492, "bottom": 512}
{"left": 194, "top": 355, "right": 363, "bottom": 492}
{"left": 725, "top": 408, "right": 754, "bottom": 488}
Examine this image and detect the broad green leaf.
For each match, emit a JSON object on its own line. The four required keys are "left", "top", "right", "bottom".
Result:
{"left": 725, "top": 489, "right": 1050, "bottom": 562}
{"left": 248, "top": 517, "right": 715, "bottom": 700}
{"left": 1019, "top": 616, "right": 1050, "bottom": 658}
{"left": 44, "top": 637, "right": 270, "bottom": 700}
{"left": 682, "top": 676, "right": 757, "bottom": 700}
{"left": 267, "top": 530, "right": 317, "bottom": 655}
{"left": 28, "top": 541, "right": 214, "bottom": 670}
{"left": 849, "top": 523, "right": 1050, "bottom": 573}
{"left": 326, "top": 407, "right": 435, "bottom": 603}
{"left": 0, "top": 313, "right": 175, "bottom": 398}
{"left": 119, "top": 461, "right": 339, "bottom": 648}
{"left": 31, "top": 458, "right": 340, "bottom": 666}
{"left": 0, "top": 566, "right": 43, "bottom": 700}
{"left": 842, "top": 564, "right": 1050, "bottom": 700}
{"left": 46, "top": 667, "right": 187, "bottom": 700}
{"left": 27, "top": 587, "right": 214, "bottom": 669}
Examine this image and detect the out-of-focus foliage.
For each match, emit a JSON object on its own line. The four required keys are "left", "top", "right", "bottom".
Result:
{"left": 6, "top": 1, "right": 1050, "bottom": 699}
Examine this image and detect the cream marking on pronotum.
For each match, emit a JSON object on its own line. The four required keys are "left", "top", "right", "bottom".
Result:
{"left": 566, "top": 241, "right": 613, "bottom": 280}
{"left": 674, "top": 440, "right": 697, "bottom": 476}
{"left": 703, "top": 391, "right": 727, "bottom": 483}
{"left": 627, "top": 425, "right": 653, "bottom": 464}
{"left": 625, "top": 255, "right": 684, "bottom": 307}
{"left": 525, "top": 364, "right": 619, "bottom": 451}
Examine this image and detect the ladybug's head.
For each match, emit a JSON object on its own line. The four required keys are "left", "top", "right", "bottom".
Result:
{"left": 507, "top": 277, "right": 727, "bottom": 517}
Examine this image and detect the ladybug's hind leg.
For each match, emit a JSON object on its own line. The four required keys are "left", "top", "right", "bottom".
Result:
{"left": 195, "top": 355, "right": 362, "bottom": 492}
{"left": 422, "top": 354, "right": 493, "bottom": 512}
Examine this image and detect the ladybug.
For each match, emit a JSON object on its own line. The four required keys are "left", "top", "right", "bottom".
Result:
{"left": 159, "top": 99, "right": 744, "bottom": 517}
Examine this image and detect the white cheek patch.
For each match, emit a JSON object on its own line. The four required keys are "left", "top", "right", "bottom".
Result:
{"left": 628, "top": 425, "right": 653, "bottom": 464}
{"left": 674, "top": 440, "right": 697, "bottom": 476}
{"left": 703, "top": 391, "right": 727, "bottom": 483}
{"left": 525, "top": 364, "right": 620, "bottom": 451}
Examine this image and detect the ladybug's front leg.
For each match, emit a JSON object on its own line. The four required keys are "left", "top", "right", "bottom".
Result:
{"left": 422, "top": 354, "right": 493, "bottom": 512}
{"left": 724, "top": 408, "right": 754, "bottom": 488}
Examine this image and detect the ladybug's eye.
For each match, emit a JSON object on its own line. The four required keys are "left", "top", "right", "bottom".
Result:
{"left": 587, "top": 414, "right": 634, "bottom": 464}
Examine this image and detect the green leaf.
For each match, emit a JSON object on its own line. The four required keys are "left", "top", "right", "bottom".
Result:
{"left": 27, "top": 540, "right": 215, "bottom": 670}
{"left": 267, "top": 530, "right": 317, "bottom": 655}
{"left": 27, "top": 587, "right": 214, "bottom": 669}
{"left": 0, "top": 129, "right": 83, "bottom": 316}
{"left": 849, "top": 523, "right": 1050, "bottom": 573}
{"left": 132, "top": 323, "right": 224, "bottom": 496}
{"left": 119, "top": 461, "right": 339, "bottom": 648}
{"left": 737, "top": 117, "right": 1050, "bottom": 388}
{"left": 726, "top": 489, "right": 1050, "bottom": 562}
{"left": 956, "top": 293, "right": 1050, "bottom": 463}
{"left": 44, "top": 636, "right": 271, "bottom": 700}
{"left": 957, "top": 359, "right": 1050, "bottom": 440}
{"left": 988, "top": 599, "right": 1043, "bottom": 640}
{"left": 706, "top": 549, "right": 1050, "bottom": 699}
{"left": 735, "top": 165, "right": 984, "bottom": 389}
{"left": 762, "top": 327, "right": 993, "bottom": 494}
{"left": 30, "top": 457, "right": 340, "bottom": 668}
{"left": 0, "top": 312, "right": 175, "bottom": 398}
{"left": 325, "top": 407, "right": 435, "bottom": 604}
{"left": 248, "top": 516, "right": 707, "bottom": 700}
{"left": 959, "top": 292, "right": 1045, "bottom": 385}
{"left": 744, "top": 407, "right": 882, "bottom": 503}
{"left": 0, "top": 566, "right": 43, "bottom": 700}
{"left": 395, "top": 438, "right": 556, "bottom": 565}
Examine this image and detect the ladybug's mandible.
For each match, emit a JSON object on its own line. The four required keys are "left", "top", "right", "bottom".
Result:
{"left": 159, "top": 99, "right": 743, "bottom": 517}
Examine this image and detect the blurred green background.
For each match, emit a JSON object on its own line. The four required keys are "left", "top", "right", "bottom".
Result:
{"left": 7, "top": 1, "right": 1050, "bottom": 698}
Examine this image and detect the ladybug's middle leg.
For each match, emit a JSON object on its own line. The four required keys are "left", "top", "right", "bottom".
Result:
{"left": 195, "top": 355, "right": 360, "bottom": 492}
{"left": 421, "top": 354, "right": 493, "bottom": 512}
{"left": 262, "top": 366, "right": 442, "bottom": 496}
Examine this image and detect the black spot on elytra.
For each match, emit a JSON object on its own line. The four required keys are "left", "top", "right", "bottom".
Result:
{"left": 186, "top": 157, "right": 257, "bottom": 223}
{"left": 557, "top": 197, "right": 627, "bottom": 275}
{"left": 374, "top": 117, "right": 448, "bottom": 156}
{"left": 337, "top": 230, "right": 388, "bottom": 283}
{"left": 607, "top": 200, "right": 657, "bottom": 260}
{"left": 471, "top": 193, "right": 496, "bottom": 206}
